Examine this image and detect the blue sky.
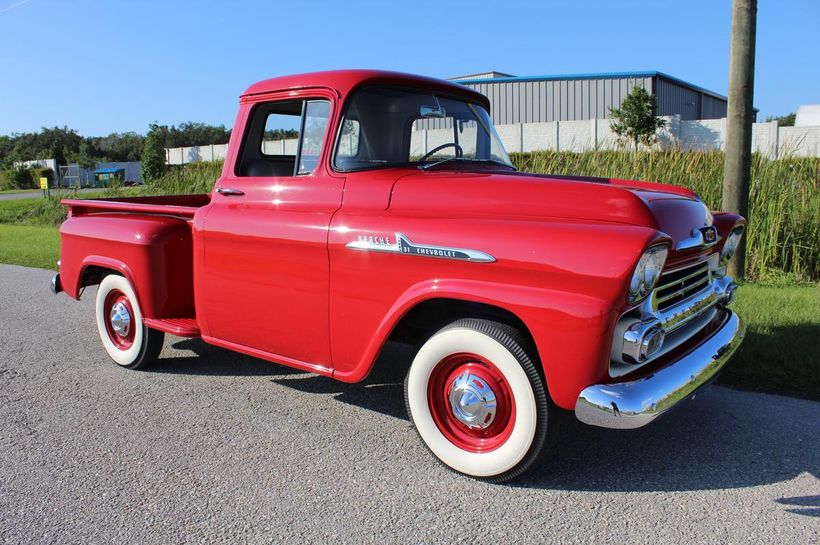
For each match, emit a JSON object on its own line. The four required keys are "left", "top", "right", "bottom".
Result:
{"left": 0, "top": 0, "right": 817, "bottom": 135}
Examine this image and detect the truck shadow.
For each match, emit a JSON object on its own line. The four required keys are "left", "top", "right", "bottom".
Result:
{"left": 148, "top": 338, "right": 306, "bottom": 377}
{"left": 155, "top": 339, "right": 819, "bottom": 494}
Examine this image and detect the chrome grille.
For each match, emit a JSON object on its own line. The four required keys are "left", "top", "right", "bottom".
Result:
{"left": 654, "top": 262, "right": 711, "bottom": 311}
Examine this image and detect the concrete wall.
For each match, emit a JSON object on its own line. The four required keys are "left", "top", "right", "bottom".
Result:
{"left": 430, "top": 118, "right": 817, "bottom": 158}
{"left": 166, "top": 143, "right": 229, "bottom": 165}
{"left": 165, "top": 118, "right": 820, "bottom": 165}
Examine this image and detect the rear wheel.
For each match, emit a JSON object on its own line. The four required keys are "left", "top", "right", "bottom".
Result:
{"left": 95, "top": 274, "right": 164, "bottom": 369}
{"left": 404, "top": 318, "right": 553, "bottom": 482}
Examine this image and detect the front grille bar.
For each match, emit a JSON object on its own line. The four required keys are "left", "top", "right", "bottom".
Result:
{"left": 656, "top": 274, "right": 710, "bottom": 304}
{"left": 655, "top": 264, "right": 709, "bottom": 293}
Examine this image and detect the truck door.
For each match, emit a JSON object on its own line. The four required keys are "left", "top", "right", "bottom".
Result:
{"left": 199, "top": 92, "right": 343, "bottom": 370}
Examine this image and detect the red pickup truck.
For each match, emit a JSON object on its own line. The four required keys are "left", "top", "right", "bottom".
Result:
{"left": 52, "top": 70, "right": 746, "bottom": 482}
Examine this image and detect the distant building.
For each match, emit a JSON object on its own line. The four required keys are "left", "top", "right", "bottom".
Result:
{"left": 450, "top": 70, "right": 733, "bottom": 123}
{"left": 795, "top": 105, "right": 820, "bottom": 127}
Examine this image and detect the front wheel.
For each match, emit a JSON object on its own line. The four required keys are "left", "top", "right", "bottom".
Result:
{"left": 404, "top": 319, "right": 553, "bottom": 482}
{"left": 95, "top": 274, "right": 164, "bottom": 369}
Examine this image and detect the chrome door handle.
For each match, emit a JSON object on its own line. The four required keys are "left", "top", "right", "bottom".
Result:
{"left": 217, "top": 188, "right": 244, "bottom": 196}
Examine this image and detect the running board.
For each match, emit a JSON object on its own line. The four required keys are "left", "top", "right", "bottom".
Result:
{"left": 143, "top": 317, "right": 200, "bottom": 337}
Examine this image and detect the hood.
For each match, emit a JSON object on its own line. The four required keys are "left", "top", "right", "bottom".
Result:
{"left": 389, "top": 171, "right": 712, "bottom": 247}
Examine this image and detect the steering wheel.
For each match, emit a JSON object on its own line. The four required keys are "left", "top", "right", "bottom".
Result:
{"left": 418, "top": 143, "right": 463, "bottom": 162}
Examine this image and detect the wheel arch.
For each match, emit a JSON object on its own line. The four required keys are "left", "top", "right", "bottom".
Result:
{"left": 75, "top": 256, "right": 140, "bottom": 304}
{"left": 386, "top": 297, "right": 539, "bottom": 360}
{"left": 333, "top": 279, "right": 548, "bottom": 385}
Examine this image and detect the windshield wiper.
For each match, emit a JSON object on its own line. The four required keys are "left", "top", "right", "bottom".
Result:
{"left": 418, "top": 157, "right": 517, "bottom": 171}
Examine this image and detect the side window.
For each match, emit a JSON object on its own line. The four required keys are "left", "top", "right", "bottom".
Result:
{"left": 261, "top": 107, "right": 301, "bottom": 157}
{"left": 238, "top": 99, "right": 331, "bottom": 177}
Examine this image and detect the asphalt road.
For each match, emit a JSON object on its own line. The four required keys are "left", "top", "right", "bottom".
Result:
{"left": 1, "top": 264, "right": 818, "bottom": 544}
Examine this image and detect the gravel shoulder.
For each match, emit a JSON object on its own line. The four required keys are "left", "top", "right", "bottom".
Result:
{"left": 0, "top": 264, "right": 817, "bottom": 544}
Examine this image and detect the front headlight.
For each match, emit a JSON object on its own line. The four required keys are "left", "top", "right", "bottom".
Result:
{"left": 628, "top": 245, "right": 669, "bottom": 304}
{"left": 720, "top": 226, "right": 745, "bottom": 266}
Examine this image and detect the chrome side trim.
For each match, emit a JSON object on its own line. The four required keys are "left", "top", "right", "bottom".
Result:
{"left": 346, "top": 233, "right": 495, "bottom": 263}
{"left": 576, "top": 310, "right": 745, "bottom": 429}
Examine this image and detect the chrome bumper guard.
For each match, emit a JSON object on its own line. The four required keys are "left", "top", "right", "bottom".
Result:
{"left": 575, "top": 310, "right": 745, "bottom": 429}
{"left": 50, "top": 273, "right": 62, "bottom": 294}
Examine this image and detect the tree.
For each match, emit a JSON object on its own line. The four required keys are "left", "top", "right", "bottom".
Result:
{"left": 141, "top": 123, "right": 166, "bottom": 182}
{"left": 609, "top": 86, "right": 666, "bottom": 151}
{"left": 764, "top": 113, "right": 794, "bottom": 127}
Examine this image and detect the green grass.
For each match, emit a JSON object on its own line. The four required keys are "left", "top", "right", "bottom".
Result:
{"left": 0, "top": 224, "right": 60, "bottom": 269}
{"left": 718, "top": 283, "right": 820, "bottom": 400}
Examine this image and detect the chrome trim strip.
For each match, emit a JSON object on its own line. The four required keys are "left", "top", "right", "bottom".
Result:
{"left": 346, "top": 233, "right": 496, "bottom": 263}
{"left": 576, "top": 310, "right": 745, "bottom": 429}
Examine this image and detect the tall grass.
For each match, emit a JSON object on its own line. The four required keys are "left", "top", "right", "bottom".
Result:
{"left": 511, "top": 150, "right": 819, "bottom": 282}
{"left": 139, "top": 161, "right": 223, "bottom": 196}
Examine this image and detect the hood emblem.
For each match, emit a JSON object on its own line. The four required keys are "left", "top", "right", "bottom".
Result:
{"left": 346, "top": 233, "right": 495, "bottom": 263}
{"left": 676, "top": 226, "right": 720, "bottom": 251}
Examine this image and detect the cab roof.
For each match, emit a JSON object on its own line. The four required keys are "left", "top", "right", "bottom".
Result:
{"left": 240, "top": 69, "right": 490, "bottom": 109}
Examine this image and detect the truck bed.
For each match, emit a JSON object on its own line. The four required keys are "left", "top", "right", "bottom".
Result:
{"left": 61, "top": 194, "right": 211, "bottom": 219}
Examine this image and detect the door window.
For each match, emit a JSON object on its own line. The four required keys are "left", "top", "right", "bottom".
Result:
{"left": 238, "top": 99, "right": 331, "bottom": 177}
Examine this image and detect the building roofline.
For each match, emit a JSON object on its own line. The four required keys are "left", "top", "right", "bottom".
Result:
{"left": 453, "top": 70, "right": 728, "bottom": 101}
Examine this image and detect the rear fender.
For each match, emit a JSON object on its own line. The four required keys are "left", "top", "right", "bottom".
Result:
{"left": 59, "top": 214, "right": 194, "bottom": 319}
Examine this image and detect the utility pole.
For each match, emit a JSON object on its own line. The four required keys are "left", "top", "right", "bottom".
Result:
{"left": 722, "top": 0, "right": 757, "bottom": 280}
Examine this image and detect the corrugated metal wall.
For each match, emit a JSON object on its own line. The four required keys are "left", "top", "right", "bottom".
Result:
{"left": 655, "top": 77, "right": 727, "bottom": 120}
{"left": 463, "top": 76, "right": 652, "bottom": 124}
{"left": 462, "top": 75, "right": 728, "bottom": 123}
{"left": 701, "top": 94, "right": 728, "bottom": 119}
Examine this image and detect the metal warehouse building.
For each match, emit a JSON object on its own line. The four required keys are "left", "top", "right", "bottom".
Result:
{"left": 451, "top": 71, "right": 729, "bottom": 123}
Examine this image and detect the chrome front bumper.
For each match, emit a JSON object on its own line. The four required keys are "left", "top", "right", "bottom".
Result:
{"left": 575, "top": 310, "right": 745, "bottom": 429}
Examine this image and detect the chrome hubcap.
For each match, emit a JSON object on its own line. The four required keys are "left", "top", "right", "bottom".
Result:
{"left": 109, "top": 301, "right": 131, "bottom": 337}
{"left": 448, "top": 372, "right": 497, "bottom": 429}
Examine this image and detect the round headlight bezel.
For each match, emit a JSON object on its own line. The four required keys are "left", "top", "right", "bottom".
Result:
{"left": 628, "top": 244, "right": 669, "bottom": 304}
{"left": 720, "top": 226, "right": 745, "bottom": 266}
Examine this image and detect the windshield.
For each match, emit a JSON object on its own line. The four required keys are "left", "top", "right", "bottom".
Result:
{"left": 333, "top": 86, "right": 514, "bottom": 172}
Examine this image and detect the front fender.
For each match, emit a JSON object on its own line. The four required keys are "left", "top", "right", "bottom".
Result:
{"left": 332, "top": 278, "right": 617, "bottom": 410}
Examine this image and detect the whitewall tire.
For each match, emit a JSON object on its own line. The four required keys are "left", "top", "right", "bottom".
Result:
{"left": 404, "top": 319, "right": 553, "bottom": 482}
{"left": 95, "top": 274, "right": 164, "bottom": 369}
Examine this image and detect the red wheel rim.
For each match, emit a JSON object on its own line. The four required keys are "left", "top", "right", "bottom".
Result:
{"left": 427, "top": 353, "right": 515, "bottom": 453}
{"left": 103, "top": 289, "right": 135, "bottom": 350}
